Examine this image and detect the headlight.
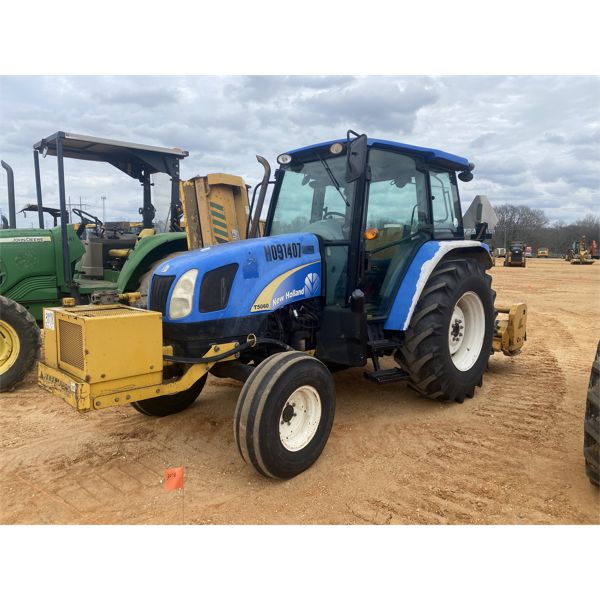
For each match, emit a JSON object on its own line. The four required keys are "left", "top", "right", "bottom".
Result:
{"left": 168, "top": 269, "right": 198, "bottom": 319}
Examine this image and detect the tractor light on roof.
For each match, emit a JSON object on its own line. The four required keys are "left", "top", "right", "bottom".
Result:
{"left": 330, "top": 142, "right": 344, "bottom": 155}
{"left": 277, "top": 154, "right": 292, "bottom": 165}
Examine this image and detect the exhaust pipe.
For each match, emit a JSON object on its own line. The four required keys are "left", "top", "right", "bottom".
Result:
{"left": 1, "top": 160, "right": 16, "bottom": 229}
{"left": 248, "top": 155, "right": 271, "bottom": 238}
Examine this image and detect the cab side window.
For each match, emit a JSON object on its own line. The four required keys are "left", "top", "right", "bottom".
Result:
{"left": 363, "top": 150, "right": 428, "bottom": 315}
{"left": 430, "top": 170, "right": 462, "bottom": 238}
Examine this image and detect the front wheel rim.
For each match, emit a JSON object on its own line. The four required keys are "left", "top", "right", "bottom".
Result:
{"left": 278, "top": 385, "right": 322, "bottom": 452}
{"left": 448, "top": 291, "right": 485, "bottom": 371}
{"left": 0, "top": 320, "right": 20, "bottom": 374}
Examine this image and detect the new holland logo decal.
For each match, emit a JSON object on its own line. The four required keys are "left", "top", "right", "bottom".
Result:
{"left": 251, "top": 262, "right": 320, "bottom": 313}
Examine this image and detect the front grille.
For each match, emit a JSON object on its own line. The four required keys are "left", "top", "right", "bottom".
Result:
{"left": 199, "top": 263, "right": 238, "bottom": 313}
{"left": 149, "top": 275, "right": 175, "bottom": 315}
{"left": 58, "top": 320, "right": 84, "bottom": 370}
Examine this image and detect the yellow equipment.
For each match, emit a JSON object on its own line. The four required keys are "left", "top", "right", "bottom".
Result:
{"left": 570, "top": 236, "right": 594, "bottom": 265}
{"left": 493, "top": 304, "right": 527, "bottom": 356}
{"left": 537, "top": 247, "right": 549, "bottom": 258}
{"left": 180, "top": 174, "right": 250, "bottom": 250}
{"left": 38, "top": 304, "right": 238, "bottom": 411}
{"left": 504, "top": 241, "right": 526, "bottom": 267}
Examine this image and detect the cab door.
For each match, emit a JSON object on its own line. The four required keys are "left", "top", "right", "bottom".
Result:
{"left": 361, "top": 149, "right": 430, "bottom": 317}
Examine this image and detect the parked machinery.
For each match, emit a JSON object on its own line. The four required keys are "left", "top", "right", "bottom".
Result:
{"left": 1, "top": 132, "right": 250, "bottom": 391}
{"left": 504, "top": 241, "right": 527, "bottom": 267}
{"left": 569, "top": 236, "right": 594, "bottom": 265}
{"left": 39, "top": 131, "right": 527, "bottom": 479}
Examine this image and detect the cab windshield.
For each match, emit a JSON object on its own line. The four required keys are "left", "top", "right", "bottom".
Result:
{"left": 270, "top": 155, "right": 355, "bottom": 241}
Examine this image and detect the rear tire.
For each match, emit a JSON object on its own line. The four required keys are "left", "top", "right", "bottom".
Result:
{"left": 396, "top": 258, "right": 495, "bottom": 403}
{"left": 0, "top": 296, "right": 41, "bottom": 392}
{"left": 130, "top": 373, "right": 207, "bottom": 416}
{"left": 234, "top": 351, "right": 336, "bottom": 479}
{"left": 584, "top": 342, "right": 600, "bottom": 486}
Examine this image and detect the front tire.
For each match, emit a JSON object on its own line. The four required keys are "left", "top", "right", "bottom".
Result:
{"left": 0, "top": 296, "right": 41, "bottom": 392}
{"left": 130, "top": 373, "right": 207, "bottom": 416}
{"left": 234, "top": 352, "right": 336, "bottom": 479}
{"left": 396, "top": 258, "right": 495, "bottom": 403}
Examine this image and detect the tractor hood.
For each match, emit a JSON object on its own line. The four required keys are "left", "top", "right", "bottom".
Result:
{"left": 149, "top": 232, "right": 323, "bottom": 325}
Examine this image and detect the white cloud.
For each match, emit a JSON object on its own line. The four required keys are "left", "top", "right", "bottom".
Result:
{"left": 0, "top": 75, "right": 598, "bottom": 227}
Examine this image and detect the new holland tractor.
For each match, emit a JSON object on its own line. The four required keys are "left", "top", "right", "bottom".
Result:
{"left": 1, "top": 131, "right": 249, "bottom": 392}
{"left": 39, "top": 131, "right": 527, "bottom": 479}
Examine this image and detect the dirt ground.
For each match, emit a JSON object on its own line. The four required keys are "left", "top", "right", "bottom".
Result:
{"left": 1, "top": 258, "right": 599, "bottom": 524}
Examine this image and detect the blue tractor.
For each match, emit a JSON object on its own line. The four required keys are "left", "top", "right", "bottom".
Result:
{"left": 40, "top": 131, "right": 526, "bottom": 479}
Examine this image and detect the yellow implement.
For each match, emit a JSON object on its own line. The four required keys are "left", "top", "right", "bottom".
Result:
{"left": 181, "top": 173, "right": 250, "bottom": 250}
{"left": 493, "top": 303, "right": 527, "bottom": 356}
{"left": 38, "top": 304, "right": 237, "bottom": 411}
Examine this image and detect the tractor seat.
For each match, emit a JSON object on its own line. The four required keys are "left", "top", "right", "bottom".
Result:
{"left": 108, "top": 248, "right": 131, "bottom": 258}
{"left": 108, "top": 228, "right": 155, "bottom": 259}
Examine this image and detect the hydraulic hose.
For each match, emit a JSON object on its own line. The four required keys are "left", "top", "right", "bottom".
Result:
{"left": 163, "top": 337, "right": 293, "bottom": 364}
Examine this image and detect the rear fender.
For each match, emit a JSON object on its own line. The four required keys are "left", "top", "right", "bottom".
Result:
{"left": 384, "top": 240, "right": 493, "bottom": 332}
{"left": 116, "top": 232, "right": 188, "bottom": 293}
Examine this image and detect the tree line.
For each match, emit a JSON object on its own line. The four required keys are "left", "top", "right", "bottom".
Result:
{"left": 489, "top": 204, "right": 599, "bottom": 254}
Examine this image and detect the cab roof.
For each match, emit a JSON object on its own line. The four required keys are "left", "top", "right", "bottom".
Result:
{"left": 286, "top": 138, "right": 471, "bottom": 171}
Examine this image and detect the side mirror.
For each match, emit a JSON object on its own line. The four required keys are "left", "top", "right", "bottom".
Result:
{"left": 345, "top": 132, "right": 368, "bottom": 183}
{"left": 458, "top": 161, "right": 475, "bottom": 182}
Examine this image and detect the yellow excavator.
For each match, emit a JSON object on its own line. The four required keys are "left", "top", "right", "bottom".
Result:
{"left": 569, "top": 236, "right": 594, "bottom": 265}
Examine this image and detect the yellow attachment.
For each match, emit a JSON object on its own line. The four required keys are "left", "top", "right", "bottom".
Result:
{"left": 181, "top": 173, "right": 250, "bottom": 250}
{"left": 0, "top": 319, "right": 20, "bottom": 375}
{"left": 38, "top": 303, "right": 238, "bottom": 411}
{"left": 493, "top": 303, "right": 527, "bottom": 356}
{"left": 108, "top": 248, "right": 131, "bottom": 258}
{"left": 118, "top": 292, "right": 141, "bottom": 303}
{"left": 62, "top": 297, "right": 76, "bottom": 307}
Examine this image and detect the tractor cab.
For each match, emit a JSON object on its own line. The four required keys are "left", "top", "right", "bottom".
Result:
{"left": 261, "top": 132, "right": 477, "bottom": 319}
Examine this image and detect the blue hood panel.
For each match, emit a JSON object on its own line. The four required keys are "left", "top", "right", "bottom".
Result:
{"left": 151, "top": 233, "right": 323, "bottom": 324}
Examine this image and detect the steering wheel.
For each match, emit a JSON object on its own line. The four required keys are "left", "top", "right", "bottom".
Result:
{"left": 323, "top": 210, "right": 346, "bottom": 220}
{"left": 73, "top": 208, "right": 104, "bottom": 238}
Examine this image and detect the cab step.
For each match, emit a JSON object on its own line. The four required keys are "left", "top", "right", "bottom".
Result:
{"left": 364, "top": 367, "right": 409, "bottom": 385}
{"left": 367, "top": 339, "right": 399, "bottom": 353}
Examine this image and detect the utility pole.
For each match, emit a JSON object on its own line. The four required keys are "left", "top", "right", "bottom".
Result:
{"left": 101, "top": 196, "right": 106, "bottom": 222}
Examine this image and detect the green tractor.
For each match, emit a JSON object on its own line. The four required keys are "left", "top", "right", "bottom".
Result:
{"left": 1, "top": 132, "right": 191, "bottom": 391}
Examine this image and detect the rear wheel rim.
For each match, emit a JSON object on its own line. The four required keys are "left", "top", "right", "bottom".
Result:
{"left": 448, "top": 291, "right": 485, "bottom": 372}
{"left": 278, "top": 385, "right": 322, "bottom": 452}
{"left": 0, "top": 320, "right": 20, "bottom": 375}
